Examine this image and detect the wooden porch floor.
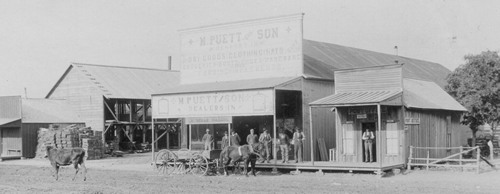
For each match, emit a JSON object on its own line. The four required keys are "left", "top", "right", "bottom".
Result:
{"left": 254, "top": 159, "right": 404, "bottom": 173}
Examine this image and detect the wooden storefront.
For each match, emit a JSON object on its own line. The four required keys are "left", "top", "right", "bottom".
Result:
{"left": 309, "top": 65, "right": 468, "bottom": 172}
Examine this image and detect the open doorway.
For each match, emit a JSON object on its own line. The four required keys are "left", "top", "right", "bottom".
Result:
{"left": 361, "top": 122, "right": 376, "bottom": 162}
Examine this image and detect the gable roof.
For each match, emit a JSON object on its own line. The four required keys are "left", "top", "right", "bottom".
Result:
{"left": 403, "top": 78, "right": 466, "bottom": 111}
{"left": 47, "top": 63, "right": 180, "bottom": 99}
{"left": 303, "top": 40, "right": 451, "bottom": 87}
{"left": 21, "top": 98, "right": 84, "bottom": 123}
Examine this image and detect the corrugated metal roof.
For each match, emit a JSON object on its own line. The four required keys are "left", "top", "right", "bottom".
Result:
{"left": 403, "top": 78, "right": 467, "bottom": 111}
{"left": 47, "top": 63, "right": 180, "bottom": 99}
{"left": 303, "top": 40, "right": 451, "bottom": 87}
{"left": 0, "top": 118, "right": 20, "bottom": 126}
{"left": 310, "top": 78, "right": 467, "bottom": 112}
{"left": 21, "top": 98, "right": 84, "bottom": 123}
{"left": 310, "top": 90, "right": 402, "bottom": 106}
{"left": 154, "top": 77, "right": 300, "bottom": 95}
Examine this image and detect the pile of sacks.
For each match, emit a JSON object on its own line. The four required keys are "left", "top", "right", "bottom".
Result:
{"left": 35, "top": 124, "right": 104, "bottom": 160}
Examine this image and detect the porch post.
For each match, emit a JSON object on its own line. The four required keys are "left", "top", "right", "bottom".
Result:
{"left": 151, "top": 118, "right": 155, "bottom": 162}
{"left": 188, "top": 124, "right": 192, "bottom": 150}
{"left": 227, "top": 123, "right": 231, "bottom": 146}
{"left": 377, "top": 104, "right": 382, "bottom": 168}
{"left": 309, "top": 106, "right": 314, "bottom": 165}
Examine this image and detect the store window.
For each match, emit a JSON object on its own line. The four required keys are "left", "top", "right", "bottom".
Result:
{"left": 386, "top": 122, "right": 399, "bottom": 155}
{"left": 342, "top": 123, "right": 354, "bottom": 155}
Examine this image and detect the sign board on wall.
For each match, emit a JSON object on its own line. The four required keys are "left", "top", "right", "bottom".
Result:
{"left": 405, "top": 117, "right": 420, "bottom": 125}
{"left": 178, "top": 14, "right": 304, "bottom": 84}
{"left": 152, "top": 89, "right": 274, "bottom": 118}
{"left": 185, "top": 116, "right": 232, "bottom": 124}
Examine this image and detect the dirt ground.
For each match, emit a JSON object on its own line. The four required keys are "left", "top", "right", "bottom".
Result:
{"left": 1, "top": 153, "right": 500, "bottom": 194}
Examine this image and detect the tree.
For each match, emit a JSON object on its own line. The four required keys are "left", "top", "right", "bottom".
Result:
{"left": 445, "top": 51, "right": 500, "bottom": 148}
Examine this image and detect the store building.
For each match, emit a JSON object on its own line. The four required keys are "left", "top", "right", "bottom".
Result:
{"left": 151, "top": 13, "right": 454, "bottom": 165}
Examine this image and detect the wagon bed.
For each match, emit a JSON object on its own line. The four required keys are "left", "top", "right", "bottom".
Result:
{"left": 153, "top": 149, "right": 222, "bottom": 176}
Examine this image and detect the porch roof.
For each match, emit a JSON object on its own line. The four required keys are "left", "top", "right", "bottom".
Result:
{"left": 309, "top": 90, "right": 402, "bottom": 107}
{"left": 0, "top": 118, "right": 21, "bottom": 126}
{"left": 153, "top": 76, "right": 300, "bottom": 95}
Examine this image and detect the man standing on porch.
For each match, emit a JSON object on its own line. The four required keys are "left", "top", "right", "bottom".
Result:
{"left": 293, "top": 127, "right": 305, "bottom": 163}
{"left": 278, "top": 130, "right": 290, "bottom": 163}
{"left": 362, "top": 129, "right": 375, "bottom": 162}
{"left": 202, "top": 129, "right": 213, "bottom": 151}
{"left": 259, "top": 128, "right": 272, "bottom": 163}
{"left": 230, "top": 130, "right": 241, "bottom": 146}
{"left": 246, "top": 128, "right": 258, "bottom": 145}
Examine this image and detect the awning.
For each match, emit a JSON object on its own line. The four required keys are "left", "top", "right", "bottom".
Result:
{"left": 310, "top": 90, "right": 402, "bottom": 107}
{"left": 0, "top": 118, "right": 21, "bottom": 127}
{"left": 153, "top": 76, "right": 300, "bottom": 95}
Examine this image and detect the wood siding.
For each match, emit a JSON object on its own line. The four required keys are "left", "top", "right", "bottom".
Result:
{"left": 302, "top": 79, "right": 335, "bottom": 161}
{"left": 403, "top": 109, "right": 467, "bottom": 162}
{"left": 335, "top": 66, "right": 402, "bottom": 93}
{"left": 21, "top": 123, "right": 49, "bottom": 158}
{"left": 48, "top": 67, "right": 105, "bottom": 131}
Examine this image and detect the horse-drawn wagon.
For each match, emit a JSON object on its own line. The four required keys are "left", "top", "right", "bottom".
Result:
{"left": 153, "top": 143, "right": 265, "bottom": 177}
{"left": 153, "top": 149, "right": 223, "bottom": 176}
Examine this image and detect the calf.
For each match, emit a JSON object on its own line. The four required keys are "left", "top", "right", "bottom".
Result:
{"left": 45, "top": 146, "right": 87, "bottom": 181}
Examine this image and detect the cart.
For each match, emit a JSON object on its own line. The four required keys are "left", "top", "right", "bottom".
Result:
{"left": 153, "top": 149, "right": 223, "bottom": 176}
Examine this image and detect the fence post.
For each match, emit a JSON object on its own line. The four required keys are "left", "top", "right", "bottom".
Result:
{"left": 407, "top": 146, "right": 413, "bottom": 171}
{"left": 426, "top": 149, "right": 430, "bottom": 171}
{"left": 476, "top": 147, "right": 481, "bottom": 174}
{"left": 459, "top": 146, "right": 463, "bottom": 172}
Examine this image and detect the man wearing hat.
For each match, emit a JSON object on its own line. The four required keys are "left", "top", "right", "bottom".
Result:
{"left": 258, "top": 128, "right": 272, "bottom": 163}
{"left": 202, "top": 128, "right": 213, "bottom": 150}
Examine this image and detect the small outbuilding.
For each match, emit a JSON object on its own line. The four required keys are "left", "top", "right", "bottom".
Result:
{"left": 309, "top": 65, "right": 468, "bottom": 172}
{"left": 0, "top": 96, "right": 84, "bottom": 160}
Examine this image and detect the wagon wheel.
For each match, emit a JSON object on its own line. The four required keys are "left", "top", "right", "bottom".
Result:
{"left": 189, "top": 154, "right": 209, "bottom": 176}
{"left": 154, "top": 149, "right": 179, "bottom": 175}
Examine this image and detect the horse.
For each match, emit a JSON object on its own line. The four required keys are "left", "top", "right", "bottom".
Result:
{"left": 219, "top": 143, "right": 265, "bottom": 177}
{"left": 45, "top": 146, "right": 87, "bottom": 181}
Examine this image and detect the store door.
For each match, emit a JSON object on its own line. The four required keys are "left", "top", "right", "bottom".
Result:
{"left": 361, "top": 123, "right": 376, "bottom": 162}
{"left": 1, "top": 127, "right": 22, "bottom": 157}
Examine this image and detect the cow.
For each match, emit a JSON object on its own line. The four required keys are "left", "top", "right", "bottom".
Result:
{"left": 45, "top": 146, "right": 87, "bottom": 181}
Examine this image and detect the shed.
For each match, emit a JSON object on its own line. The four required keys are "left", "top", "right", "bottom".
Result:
{"left": 46, "top": 63, "right": 180, "bottom": 150}
{"left": 0, "top": 96, "right": 84, "bottom": 160}
{"left": 309, "top": 65, "right": 468, "bottom": 172}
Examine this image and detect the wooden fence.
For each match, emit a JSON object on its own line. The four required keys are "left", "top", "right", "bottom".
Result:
{"left": 407, "top": 146, "right": 482, "bottom": 173}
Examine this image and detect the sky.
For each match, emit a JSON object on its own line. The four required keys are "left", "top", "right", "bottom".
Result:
{"left": 1, "top": 0, "right": 499, "bottom": 98}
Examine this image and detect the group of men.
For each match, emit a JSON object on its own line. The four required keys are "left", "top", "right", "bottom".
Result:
{"left": 201, "top": 127, "right": 306, "bottom": 163}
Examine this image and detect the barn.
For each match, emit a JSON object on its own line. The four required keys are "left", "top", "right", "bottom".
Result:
{"left": 0, "top": 96, "right": 84, "bottom": 160}
{"left": 46, "top": 63, "right": 180, "bottom": 150}
{"left": 309, "top": 65, "right": 468, "bottom": 172}
{"left": 150, "top": 14, "right": 455, "bottom": 168}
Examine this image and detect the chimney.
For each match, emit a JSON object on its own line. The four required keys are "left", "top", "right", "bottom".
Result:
{"left": 394, "top": 46, "right": 398, "bottom": 56}
{"left": 167, "top": 56, "right": 172, "bottom": 70}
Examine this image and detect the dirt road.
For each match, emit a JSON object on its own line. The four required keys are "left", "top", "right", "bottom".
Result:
{"left": 1, "top": 153, "right": 499, "bottom": 194}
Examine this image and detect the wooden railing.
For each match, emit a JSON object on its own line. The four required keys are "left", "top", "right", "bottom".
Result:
{"left": 407, "top": 146, "right": 482, "bottom": 173}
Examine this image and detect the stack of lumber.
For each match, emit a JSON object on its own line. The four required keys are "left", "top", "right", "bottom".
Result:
{"left": 35, "top": 125, "right": 104, "bottom": 160}
{"left": 81, "top": 137, "right": 104, "bottom": 160}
